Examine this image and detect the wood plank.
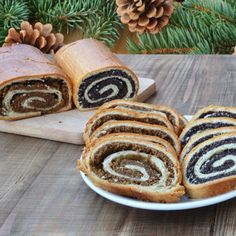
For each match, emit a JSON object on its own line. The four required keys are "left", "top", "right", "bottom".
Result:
{"left": 1, "top": 143, "right": 216, "bottom": 235}
{"left": 0, "top": 77, "right": 156, "bottom": 144}
{"left": 0, "top": 133, "right": 60, "bottom": 230}
{"left": 1, "top": 55, "right": 236, "bottom": 235}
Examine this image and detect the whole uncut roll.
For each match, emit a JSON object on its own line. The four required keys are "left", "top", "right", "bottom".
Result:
{"left": 55, "top": 39, "right": 139, "bottom": 111}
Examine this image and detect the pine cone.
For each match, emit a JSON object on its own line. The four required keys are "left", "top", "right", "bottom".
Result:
{"left": 3, "top": 21, "right": 64, "bottom": 54}
{"left": 116, "top": 0, "right": 174, "bottom": 34}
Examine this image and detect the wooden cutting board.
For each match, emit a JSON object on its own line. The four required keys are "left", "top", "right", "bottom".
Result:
{"left": 0, "top": 77, "right": 156, "bottom": 144}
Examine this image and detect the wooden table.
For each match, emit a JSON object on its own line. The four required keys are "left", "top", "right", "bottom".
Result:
{"left": 1, "top": 55, "right": 236, "bottom": 235}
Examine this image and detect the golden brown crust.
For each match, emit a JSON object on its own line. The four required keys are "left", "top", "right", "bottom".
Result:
{"left": 191, "top": 105, "right": 236, "bottom": 122}
{"left": 185, "top": 177, "right": 236, "bottom": 199}
{"left": 178, "top": 115, "right": 188, "bottom": 133}
{"left": 179, "top": 117, "right": 236, "bottom": 147}
{"left": 182, "top": 132, "right": 236, "bottom": 199}
{"left": 89, "top": 120, "right": 181, "bottom": 155}
{"left": 55, "top": 39, "right": 139, "bottom": 111}
{"left": 84, "top": 108, "right": 174, "bottom": 144}
{"left": 85, "top": 174, "right": 185, "bottom": 203}
{"left": 180, "top": 127, "right": 236, "bottom": 163}
{"left": 79, "top": 135, "right": 185, "bottom": 203}
{"left": 0, "top": 44, "right": 71, "bottom": 86}
{"left": 0, "top": 44, "right": 72, "bottom": 120}
{"left": 98, "top": 99, "right": 180, "bottom": 134}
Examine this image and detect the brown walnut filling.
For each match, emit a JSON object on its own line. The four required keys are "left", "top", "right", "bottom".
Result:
{"left": 95, "top": 125, "right": 176, "bottom": 147}
{"left": 0, "top": 78, "right": 69, "bottom": 116}
{"left": 90, "top": 114, "right": 169, "bottom": 137}
{"left": 91, "top": 142, "right": 175, "bottom": 186}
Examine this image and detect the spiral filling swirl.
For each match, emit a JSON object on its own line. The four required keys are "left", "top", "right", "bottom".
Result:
{"left": 103, "top": 151, "right": 177, "bottom": 188}
{"left": 78, "top": 69, "right": 136, "bottom": 108}
{"left": 0, "top": 78, "right": 70, "bottom": 117}
{"left": 186, "top": 138, "right": 236, "bottom": 184}
{"left": 92, "top": 148, "right": 177, "bottom": 189}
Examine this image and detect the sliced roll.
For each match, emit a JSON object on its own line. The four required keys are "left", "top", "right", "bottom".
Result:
{"left": 180, "top": 127, "right": 236, "bottom": 163}
{"left": 179, "top": 117, "right": 236, "bottom": 148}
{"left": 191, "top": 105, "right": 236, "bottom": 121}
{"left": 0, "top": 44, "right": 72, "bottom": 120}
{"left": 182, "top": 133, "right": 236, "bottom": 199}
{"left": 84, "top": 108, "right": 174, "bottom": 144}
{"left": 55, "top": 39, "right": 139, "bottom": 111}
{"left": 90, "top": 120, "right": 180, "bottom": 155}
{"left": 81, "top": 133, "right": 177, "bottom": 170}
{"left": 178, "top": 114, "right": 188, "bottom": 133}
{"left": 99, "top": 99, "right": 180, "bottom": 134}
{"left": 78, "top": 134, "right": 185, "bottom": 203}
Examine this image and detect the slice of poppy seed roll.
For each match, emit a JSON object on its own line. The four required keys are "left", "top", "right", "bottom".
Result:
{"left": 78, "top": 134, "right": 185, "bottom": 203}
{"left": 180, "top": 127, "right": 236, "bottom": 163}
{"left": 90, "top": 120, "right": 181, "bottom": 155}
{"left": 191, "top": 105, "right": 236, "bottom": 122}
{"left": 182, "top": 133, "right": 236, "bottom": 199}
{"left": 84, "top": 108, "right": 174, "bottom": 144}
{"left": 179, "top": 117, "right": 236, "bottom": 148}
{"left": 55, "top": 39, "right": 139, "bottom": 111}
{"left": 99, "top": 99, "right": 180, "bottom": 134}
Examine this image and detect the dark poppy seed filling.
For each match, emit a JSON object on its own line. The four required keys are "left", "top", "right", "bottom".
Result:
{"left": 0, "top": 78, "right": 70, "bottom": 117}
{"left": 181, "top": 134, "right": 217, "bottom": 161}
{"left": 199, "top": 111, "right": 236, "bottom": 119}
{"left": 186, "top": 137, "right": 236, "bottom": 184}
{"left": 78, "top": 69, "right": 136, "bottom": 109}
{"left": 91, "top": 142, "right": 176, "bottom": 186}
{"left": 181, "top": 123, "right": 234, "bottom": 147}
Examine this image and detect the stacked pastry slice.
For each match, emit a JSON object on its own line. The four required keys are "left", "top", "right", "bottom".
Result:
{"left": 0, "top": 44, "right": 72, "bottom": 120}
{"left": 180, "top": 105, "right": 236, "bottom": 198}
{"left": 78, "top": 100, "right": 186, "bottom": 202}
{"left": 79, "top": 134, "right": 184, "bottom": 203}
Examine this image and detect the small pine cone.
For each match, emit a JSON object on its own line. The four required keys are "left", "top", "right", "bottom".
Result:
{"left": 3, "top": 21, "right": 64, "bottom": 54}
{"left": 116, "top": 0, "right": 174, "bottom": 34}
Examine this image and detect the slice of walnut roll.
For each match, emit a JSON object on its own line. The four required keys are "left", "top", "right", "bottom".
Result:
{"left": 78, "top": 134, "right": 185, "bottom": 203}
{"left": 0, "top": 44, "right": 72, "bottom": 120}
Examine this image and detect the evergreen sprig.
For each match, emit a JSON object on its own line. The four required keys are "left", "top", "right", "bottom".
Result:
{"left": 0, "top": 0, "right": 122, "bottom": 47}
{"left": 127, "top": 0, "right": 236, "bottom": 54}
{"left": 127, "top": 27, "right": 214, "bottom": 54}
{"left": 0, "top": 0, "right": 29, "bottom": 44}
{"left": 83, "top": 0, "right": 123, "bottom": 47}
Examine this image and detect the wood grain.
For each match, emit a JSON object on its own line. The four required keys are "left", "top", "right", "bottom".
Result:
{"left": 1, "top": 55, "right": 236, "bottom": 235}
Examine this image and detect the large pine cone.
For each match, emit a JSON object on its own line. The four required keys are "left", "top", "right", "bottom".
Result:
{"left": 3, "top": 21, "right": 64, "bottom": 54}
{"left": 116, "top": 0, "right": 174, "bottom": 34}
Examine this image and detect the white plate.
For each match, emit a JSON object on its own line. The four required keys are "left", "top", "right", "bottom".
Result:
{"left": 80, "top": 172, "right": 236, "bottom": 210}
{"left": 80, "top": 115, "right": 236, "bottom": 210}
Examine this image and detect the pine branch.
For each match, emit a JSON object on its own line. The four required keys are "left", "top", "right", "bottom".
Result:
{"left": 0, "top": 0, "right": 30, "bottom": 44}
{"left": 183, "top": 0, "right": 236, "bottom": 24}
{"left": 83, "top": 0, "right": 123, "bottom": 47}
{"left": 127, "top": 27, "right": 214, "bottom": 54}
{"left": 28, "top": 0, "right": 122, "bottom": 47}
{"left": 29, "top": 0, "right": 93, "bottom": 33}
{"left": 223, "top": 0, "right": 236, "bottom": 7}
{"left": 127, "top": 1, "right": 236, "bottom": 54}
{"left": 171, "top": 5, "right": 236, "bottom": 53}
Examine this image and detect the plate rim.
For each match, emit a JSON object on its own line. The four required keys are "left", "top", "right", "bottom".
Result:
{"left": 80, "top": 172, "right": 236, "bottom": 211}
{"left": 80, "top": 115, "right": 236, "bottom": 210}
